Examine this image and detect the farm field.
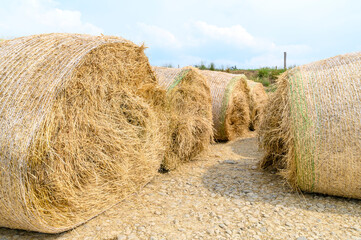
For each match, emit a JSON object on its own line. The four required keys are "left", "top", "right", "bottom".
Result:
{"left": 0, "top": 137, "right": 360, "bottom": 240}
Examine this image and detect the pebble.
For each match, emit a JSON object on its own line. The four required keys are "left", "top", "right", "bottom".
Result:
{"left": 137, "top": 226, "right": 146, "bottom": 232}
{"left": 127, "top": 234, "right": 137, "bottom": 240}
{"left": 224, "top": 160, "right": 236, "bottom": 164}
{"left": 219, "top": 224, "right": 226, "bottom": 229}
{"left": 117, "top": 235, "right": 127, "bottom": 240}
{"left": 296, "top": 236, "right": 308, "bottom": 240}
{"left": 206, "top": 229, "right": 215, "bottom": 235}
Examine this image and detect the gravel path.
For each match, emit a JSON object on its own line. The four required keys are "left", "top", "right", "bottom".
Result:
{"left": 0, "top": 137, "right": 360, "bottom": 240}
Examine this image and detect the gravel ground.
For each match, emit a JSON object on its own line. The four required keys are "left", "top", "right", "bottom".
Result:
{"left": 0, "top": 137, "right": 360, "bottom": 240}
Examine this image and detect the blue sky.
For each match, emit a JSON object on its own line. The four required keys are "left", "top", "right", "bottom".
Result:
{"left": 0, "top": 0, "right": 360, "bottom": 68}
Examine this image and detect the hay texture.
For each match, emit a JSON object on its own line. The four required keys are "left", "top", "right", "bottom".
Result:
{"left": 201, "top": 70, "right": 251, "bottom": 141}
{"left": 259, "top": 52, "right": 361, "bottom": 199}
{"left": 0, "top": 33, "right": 165, "bottom": 233}
{"left": 153, "top": 66, "right": 213, "bottom": 171}
{"left": 246, "top": 80, "right": 268, "bottom": 131}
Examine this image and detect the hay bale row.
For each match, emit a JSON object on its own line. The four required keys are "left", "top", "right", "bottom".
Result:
{"left": 0, "top": 33, "right": 166, "bottom": 233}
{"left": 259, "top": 52, "right": 361, "bottom": 199}
{"left": 201, "top": 70, "right": 251, "bottom": 141}
{"left": 153, "top": 66, "right": 213, "bottom": 171}
{"left": 246, "top": 80, "right": 268, "bottom": 131}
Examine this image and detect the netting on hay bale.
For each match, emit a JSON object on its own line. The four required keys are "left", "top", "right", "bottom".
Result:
{"left": 246, "top": 80, "right": 269, "bottom": 131}
{"left": 0, "top": 33, "right": 166, "bottom": 233}
{"left": 153, "top": 66, "right": 213, "bottom": 171}
{"left": 259, "top": 52, "right": 361, "bottom": 199}
{"left": 201, "top": 70, "right": 251, "bottom": 141}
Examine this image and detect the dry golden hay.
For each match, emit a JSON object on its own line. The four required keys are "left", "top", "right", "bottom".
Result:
{"left": 259, "top": 52, "right": 361, "bottom": 199}
{"left": 153, "top": 66, "right": 213, "bottom": 171}
{"left": 0, "top": 33, "right": 166, "bottom": 233}
{"left": 201, "top": 70, "right": 251, "bottom": 141}
{"left": 246, "top": 80, "right": 269, "bottom": 131}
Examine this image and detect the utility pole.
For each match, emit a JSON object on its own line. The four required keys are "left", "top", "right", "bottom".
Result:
{"left": 284, "top": 52, "right": 287, "bottom": 70}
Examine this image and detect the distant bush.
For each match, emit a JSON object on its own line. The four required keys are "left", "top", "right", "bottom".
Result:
{"left": 194, "top": 62, "right": 207, "bottom": 70}
{"left": 192, "top": 62, "right": 288, "bottom": 87}
{"left": 163, "top": 63, "right": 173, "bottom": 68}
{"left": 209, "top": 62, "right": 215, "bottom": 71}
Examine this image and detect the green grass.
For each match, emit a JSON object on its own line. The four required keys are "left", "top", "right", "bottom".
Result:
{"left": 193, "top": 62, "right": 291, "bottom": 87}
{"left": 252, "top": 67, "right": 286, "bottom": 87}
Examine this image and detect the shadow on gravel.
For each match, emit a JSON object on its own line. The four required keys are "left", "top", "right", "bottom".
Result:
{"left": 202, "top": 137, "right": 361, "bottom": 217}
{"left": 0, "top": 228, "right": 62, "bottom": 240}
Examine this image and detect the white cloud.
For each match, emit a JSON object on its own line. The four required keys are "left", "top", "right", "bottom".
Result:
{"left": 0, "top": 0, "right": 102, "bottom": 36}
{"left": 130, "top": 20, "right": 312, "bottom": 68}
{"left": 136, "top": 23, "right": 182, "bottom": 49}
{"left": 194, "top": 21, "right": 272, "bottom": 50}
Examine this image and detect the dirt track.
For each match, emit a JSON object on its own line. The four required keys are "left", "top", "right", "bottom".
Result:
{"left": 0, "top": 137, "right": 360, "bottom": 240}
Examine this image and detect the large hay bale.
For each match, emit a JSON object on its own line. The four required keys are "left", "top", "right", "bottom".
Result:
{"left": 153, "top": 66, "right": 213, "bottom": 171}
{"left": 259, "top": 52, "right": 361, "bottom": 199}
{"left": 201, "top": 70, "right": 251, "bottom": 141}
{"left": 246, "top": 80, "right": 268, "bottom": 131}
{"left": 0, "top": 33, "right": 166, "bottom": 233}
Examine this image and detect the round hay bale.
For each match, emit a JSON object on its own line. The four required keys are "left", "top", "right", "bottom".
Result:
{"left": 153, "top": 66, "right": 213, "bottom": 171}
{"left": 246, "top": 80, "right": 268, "bottom": 131}
{"left": 0, "top": 33, "right": 165, "bottom": 233}
{"left": 259, "top": 52, "right": 361, "bottom": 199}
{"left": 201, "top": 70, "right": 251, "bottom": 141}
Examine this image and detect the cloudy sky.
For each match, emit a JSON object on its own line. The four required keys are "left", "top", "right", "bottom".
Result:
{"left": 0, "top": 0, "right": 360, "bottom": 68}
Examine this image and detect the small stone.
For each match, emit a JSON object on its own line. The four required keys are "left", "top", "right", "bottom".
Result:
{"left": 242, "top": 190, "right": 252, "bottom": 194}
{"left": 251, "top": 166, "right": 257, "bottom": 170}
{"left": 249, "top": 217, "right": 258, "bottom": 223}
{"left": 224, "top": 160, "right": 236, "bottom": 164}
{"left": 219, "top": 223, "right": 226, "bottom": 229}
{"left": 285, "top": 222, "right": 292, "bottom": 227}
{"left": 124, "top": 227, "right": 132, "bottom": 235}
{"left": 352, "top": 226, "right": 361, "bottom": 232}
{"left": 226, "top": 229, "right": 232, "bottom": 235}
{"left": 150, "top": 237, "right": 157, "bottom": 240}
{"left": 260, "top": 227, "right": 267, "bottom": 233}
{"left": 127, "top": 234, "right": 137, "bottom": 240}
{"left": 207, "top": 228, "right": 215, "bottom": 235}
{"left": 154, "top": 210, "right": 161, "bottom": 215}
{"left": 137, "top": 226, "right": 146, "bottom": 232}
{"left": 316, "top": 203, "right": 324, "bottom": 209}
{"left": 296, "top": 236, "right": 308, "bottom": 240}
{"left": 117, "top": 235, "right": 127, "bottom": 240}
